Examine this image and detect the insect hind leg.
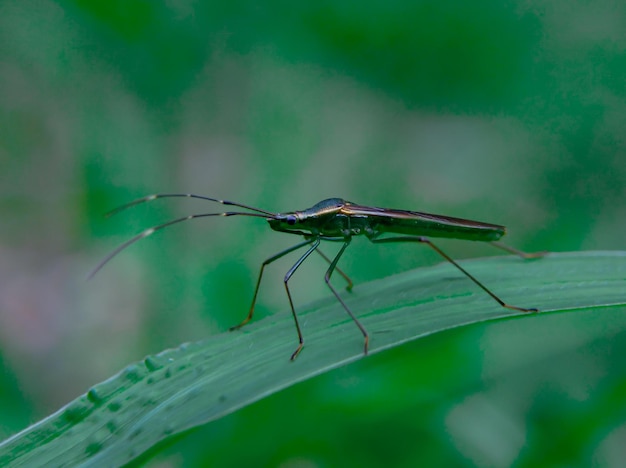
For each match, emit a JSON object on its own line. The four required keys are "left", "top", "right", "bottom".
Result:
{"left": 490, "top": 241, "right": 547, "bottom": 259}
{"left": 372, "top": 236, "right": 539, "bottom": 313}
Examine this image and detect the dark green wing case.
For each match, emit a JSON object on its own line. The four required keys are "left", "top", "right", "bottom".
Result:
{"left": 343, "top": 203, "right": 505, "bottom": 242}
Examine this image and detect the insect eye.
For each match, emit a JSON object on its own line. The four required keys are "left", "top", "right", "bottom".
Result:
{"left": 286, "top": 215, "right": 297, "bottom": 225}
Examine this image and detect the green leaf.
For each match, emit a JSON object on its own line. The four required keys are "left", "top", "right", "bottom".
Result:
{"left": 1, "top": 251, "right": 625, "bottom": 466}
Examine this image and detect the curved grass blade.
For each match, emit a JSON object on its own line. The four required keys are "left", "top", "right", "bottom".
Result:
{"left": 1, "top": 251, "right": 625, "bottom": 466}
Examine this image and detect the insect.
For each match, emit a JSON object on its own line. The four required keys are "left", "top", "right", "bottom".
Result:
{"left": 91, "top": 194, "right": 545, "bottom": 360}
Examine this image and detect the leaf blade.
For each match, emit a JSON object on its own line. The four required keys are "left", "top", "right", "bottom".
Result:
{"left": 1, "top": 251, "right": 625, "bottom": 466}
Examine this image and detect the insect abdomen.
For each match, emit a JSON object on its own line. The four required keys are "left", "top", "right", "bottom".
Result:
{"left": 375, "top": 216, "right": 505, "bottom": 242}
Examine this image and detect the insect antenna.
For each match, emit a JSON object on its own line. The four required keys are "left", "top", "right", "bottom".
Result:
{"left": 90, "top": 193, "right": 278, "bottom": 279}
{"left": 107, "top": 193, "right": 276, "bottom": 217}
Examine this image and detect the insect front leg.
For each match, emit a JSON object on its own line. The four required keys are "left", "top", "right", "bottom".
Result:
{"left": 282, "top": 238, "right": 322, "bottom": 360}
{"left": 371, "top": 236, "right": 539, "bottom": 313}
{"left": 229, "top": 238, "right": 316, "bottom": 332}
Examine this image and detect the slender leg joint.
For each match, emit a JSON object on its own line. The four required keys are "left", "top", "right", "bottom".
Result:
{"left": 229, "top": 317, "right": 251, "bottom": 331}
{"left": 290, "top": 341, "right": 304, "bottom": 361}
{"left": 503, "top": 304, "right": 539, "bottom": 313}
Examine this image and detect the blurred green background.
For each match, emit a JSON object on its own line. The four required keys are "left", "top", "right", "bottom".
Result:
{"left": 1, "top": 0, "right": 625, "bottom": 466}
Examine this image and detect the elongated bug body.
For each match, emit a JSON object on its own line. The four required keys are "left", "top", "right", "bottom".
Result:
{"left": 91, "top": 194, "right": 545, "bottom": 360}
{"left": 269, "top": 198, "right": 506, "bottom": 241}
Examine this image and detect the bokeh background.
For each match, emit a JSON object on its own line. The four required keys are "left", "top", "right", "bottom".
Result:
{"left": 1, "top": 0, "right": 625, "bottom": 466}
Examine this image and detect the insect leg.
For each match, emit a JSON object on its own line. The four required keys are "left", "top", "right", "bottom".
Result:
{"left": 282, "top": 238, "right": 322, "bottom": 360}
{"left": 315, "top": 249, "right": 354, "bottom": 291}
{"left": 372, "top": 236, "right": 538, "bottom": 313}
{"left": 490, "top": 241, "right": 548, "bottom": 259}
{"left": 230, "top": 238, "right": 316, "bottom": 332}
{"left": 323, "top": 239, "right": 370, "bottom": 355}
